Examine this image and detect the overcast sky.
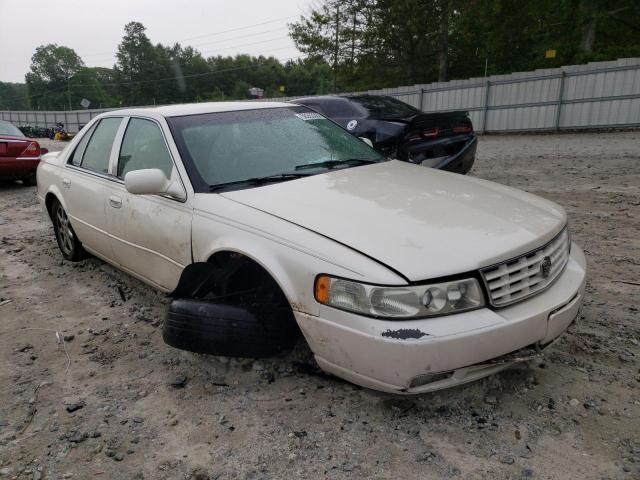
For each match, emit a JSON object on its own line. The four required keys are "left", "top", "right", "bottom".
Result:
{"left": 0, "top": 0, "right": 312, "bottom": 83}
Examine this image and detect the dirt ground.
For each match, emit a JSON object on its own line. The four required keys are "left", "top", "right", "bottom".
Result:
{"left": 0, "top": 132, "right": 638, "bottom": 480}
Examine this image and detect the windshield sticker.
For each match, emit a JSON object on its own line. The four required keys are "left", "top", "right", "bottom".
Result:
{"left": 295, "top": 112, "right": 324, "bottom": 121}
{"left": 347, "top": 119, "right": 358, "bottom": 130}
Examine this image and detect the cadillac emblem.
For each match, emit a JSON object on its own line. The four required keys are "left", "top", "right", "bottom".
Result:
{"left": 540, "top": 256, "right": 552, "bottom": 278}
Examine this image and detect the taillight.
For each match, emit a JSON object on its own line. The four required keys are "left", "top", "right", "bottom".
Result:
{"left": 21, "top": 141, "right": 41, "bottom": 157}
{"left": 453, "top": 126, "right": 472, "bottom": 134}
{"left": 408, "top": 127, "right": 439, "bottom": 142}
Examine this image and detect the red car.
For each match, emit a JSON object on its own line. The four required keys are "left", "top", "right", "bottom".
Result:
{"left": 0, "top": 120, "right": 48, "bottom": 185}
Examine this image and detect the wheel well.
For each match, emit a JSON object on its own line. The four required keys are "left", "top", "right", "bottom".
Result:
{"left": 44, "top": 192, "right": 58, "bottom": 219}
{"left": 170, "top": 251, "right": 301, "bottom": 339}
{"left": 172, "top": 251, "right": 292, "bottom": 308}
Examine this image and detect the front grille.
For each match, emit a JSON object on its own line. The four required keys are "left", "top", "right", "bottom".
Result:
{"left": 480, "top": 228, "right": 570, "bottom": 307}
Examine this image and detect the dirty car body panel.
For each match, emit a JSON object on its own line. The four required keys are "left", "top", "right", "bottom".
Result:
{"left": 37, "top": 101, "right": 586, "bottom": 394}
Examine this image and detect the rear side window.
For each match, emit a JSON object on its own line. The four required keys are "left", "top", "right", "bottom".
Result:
{"left": 300, "top": 103, "right": 326, "bottom": 115}
{"left": 348, "top": 95, "right": 420, "bottom": 119}
{"left": 69, "top": 124, "right": 96, "bottom": 166}
{"left": 79, "top": 117, "right": 122, "bottom": 173}
{"left": 117, "top": 118, "right": 174, "bottom": 179}
{"left": 320, "top": 99, "right": 362, "bottom": 118}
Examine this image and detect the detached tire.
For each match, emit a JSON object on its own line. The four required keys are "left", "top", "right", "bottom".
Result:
{"left": 164, "top": 299, "right": 297, "bottom": 358}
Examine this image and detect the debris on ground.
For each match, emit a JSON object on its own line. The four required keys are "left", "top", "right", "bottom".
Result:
{"left": 0, "top": 134, "right": 638, "bottom": 478}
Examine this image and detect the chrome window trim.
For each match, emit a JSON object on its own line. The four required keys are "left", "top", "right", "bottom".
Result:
{"left": 66, "top": 163, "right": 123, "bottom": 184}
{"left": 114, "top": 115, "right": 188, "bottom": 204}
{"left": 66, "top": 117, "right": 124, "bottom": 173}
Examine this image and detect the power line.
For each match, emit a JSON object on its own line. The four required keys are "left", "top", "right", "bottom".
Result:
{"left": 175, "top": 15, "right": 297, "bottom": 43}
{"left": 80, "top": 26, "right": 293, "bottom": 61}
{"left": 4, "top": 16, "right": 302, "bottom": 90}
{"left": 76, "top": 16, "right": 298, "bottom": 60}
{"left": 191, "top": 27, "right": 289, "bottom": 48}
{"left": 199, "top": 36, "right": 293, "bottom": 55}
{"left": 3, "top": 54, "right": 306, "bottom": 105}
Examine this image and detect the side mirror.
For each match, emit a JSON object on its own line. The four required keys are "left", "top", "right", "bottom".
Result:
{"left": 359, "top": 137, "right": 374, "bottom": 148}
{"left": 124, "top": 168, "right": 185, "bottom": 200}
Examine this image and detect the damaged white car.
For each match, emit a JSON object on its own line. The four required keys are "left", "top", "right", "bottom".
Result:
{"left": 37, "top": 102, "right": 586, "bottom": 394}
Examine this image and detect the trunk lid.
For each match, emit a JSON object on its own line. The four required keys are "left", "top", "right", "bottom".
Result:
{"left": 0, "top": 136, "right": 30, "bottom": 158}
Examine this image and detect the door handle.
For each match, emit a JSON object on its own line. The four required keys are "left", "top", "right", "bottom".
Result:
{"left": 62, "top": 178, "right": 71, "bottom": 188}
{"left": 108, "top": 195, "right": 122, "bottom": 209}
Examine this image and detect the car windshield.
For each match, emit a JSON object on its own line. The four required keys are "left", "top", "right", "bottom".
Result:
{"left": 167, "top": 106, "right": 384, "bottom": 192}
{"left": 0, "top": 121, "right": 25, "bottom": 137}
{"left": 348, "top": 95, "right": 421, "bottom": 120}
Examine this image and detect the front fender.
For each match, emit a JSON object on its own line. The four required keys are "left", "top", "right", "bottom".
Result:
{"left": 191, "top": 195, "right": 407, "bottom": 316}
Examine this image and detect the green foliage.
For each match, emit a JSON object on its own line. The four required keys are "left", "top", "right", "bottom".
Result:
{"left": 114, "top": 22, "right": 167, "bottom": 106}
{"left": 291, "top": 0, "right": 640, "bottom": 89}
{"left": 0, "top": 82, "right": 28, "bottom": 109}
{"left": 10, "top": 3, "right": 639, "bottom": 111}
{"left": 25, "top": 44, "right": 86, "bottom": 109}
{"left": 15, "top": 22, "right": 333, "bottom": 110}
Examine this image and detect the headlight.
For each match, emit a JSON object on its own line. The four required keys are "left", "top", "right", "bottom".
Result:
{"left": 314, "top": 275, "right": 485, "bottom": 319}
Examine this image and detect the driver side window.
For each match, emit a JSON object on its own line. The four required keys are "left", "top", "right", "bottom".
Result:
{"left": 117, "top": 118, "right": 174, "bottom": 179}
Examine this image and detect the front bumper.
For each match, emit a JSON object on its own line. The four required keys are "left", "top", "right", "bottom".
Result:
{"left": 295, "top": 242, "right": 586, "bottom": 394}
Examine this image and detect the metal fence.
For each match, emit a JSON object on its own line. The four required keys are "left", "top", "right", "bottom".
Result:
{"left": 2, "top": 57, "right": 639, "bottom": 133}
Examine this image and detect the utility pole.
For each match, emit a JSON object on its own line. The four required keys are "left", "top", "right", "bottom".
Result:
{"left": 350, "top": 1, "right": 356, "bottom": 68}
{"left": 438, "top": 0, "right": 449, "bottom": 82}
{"left": 67, "top": 77, "right": 72, "bottom": 110}
{"left": 333, "top": 2, "right": 340, "bottom": 93}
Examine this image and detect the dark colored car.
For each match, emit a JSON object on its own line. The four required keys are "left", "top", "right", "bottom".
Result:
{"left": 291, "top": 95, "right": 477, "bottom": 174}
{"left": 0, "top": 120, "right": 48, "bottom": 185}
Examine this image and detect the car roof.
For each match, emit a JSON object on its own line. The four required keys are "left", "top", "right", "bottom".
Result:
{"left": 101, "top": 101, "right": 292, "bottom": 119}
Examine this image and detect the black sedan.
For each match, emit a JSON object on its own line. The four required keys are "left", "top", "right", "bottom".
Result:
{"left": 291, "top": 95, "right": 477, "bottom": 174}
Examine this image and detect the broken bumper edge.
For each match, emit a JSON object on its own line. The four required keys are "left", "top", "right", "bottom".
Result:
{"left": 295, "top": 243, "right": 586, "bottom": 395}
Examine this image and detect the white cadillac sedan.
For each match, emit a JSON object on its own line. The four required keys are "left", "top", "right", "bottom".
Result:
{"left": 37, "top": 102, "right": 586, "bottom": 394}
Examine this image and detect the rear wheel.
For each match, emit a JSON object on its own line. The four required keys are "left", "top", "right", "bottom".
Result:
{"left": 51, "top": 200, "right": 86, "bottom": 261}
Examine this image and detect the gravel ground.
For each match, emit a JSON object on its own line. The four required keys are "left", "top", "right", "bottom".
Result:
{"left": 0, "top": 133, "right": 639, "bottom": 480}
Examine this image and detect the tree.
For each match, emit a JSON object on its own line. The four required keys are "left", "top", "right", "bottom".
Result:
{"left": 27, "top": 44, "right": 84, "bottom": 84}
{"left": 161, "top": 44, "right": 211, "bottom": 102}
{"left": 114, "top": 22, "right": 169, "bottom": 106}
{"left": 25, "top": 44, "right": 85, "bottom": 109}
{"left": 12, "top": 6, "right": 639, "bottom": 112}
{"left": 290, "top": 0, "right": 374, "bottom": 91}
{"left": 291, "top": 0, "right": 640, "bottom": 88}
{"left": 0, "top": 82, "right": 28, "bottom": 110}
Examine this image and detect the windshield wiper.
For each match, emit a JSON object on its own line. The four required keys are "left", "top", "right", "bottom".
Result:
{"left": 294, "top": 158, "right": 377, "bottom": 171}
{"left": 209, "top": 172, "right": 311, "bottom": 192}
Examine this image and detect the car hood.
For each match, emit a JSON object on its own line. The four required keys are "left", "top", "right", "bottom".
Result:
{"left": 221, "top": 161, "right": 566, "bottom": 281}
